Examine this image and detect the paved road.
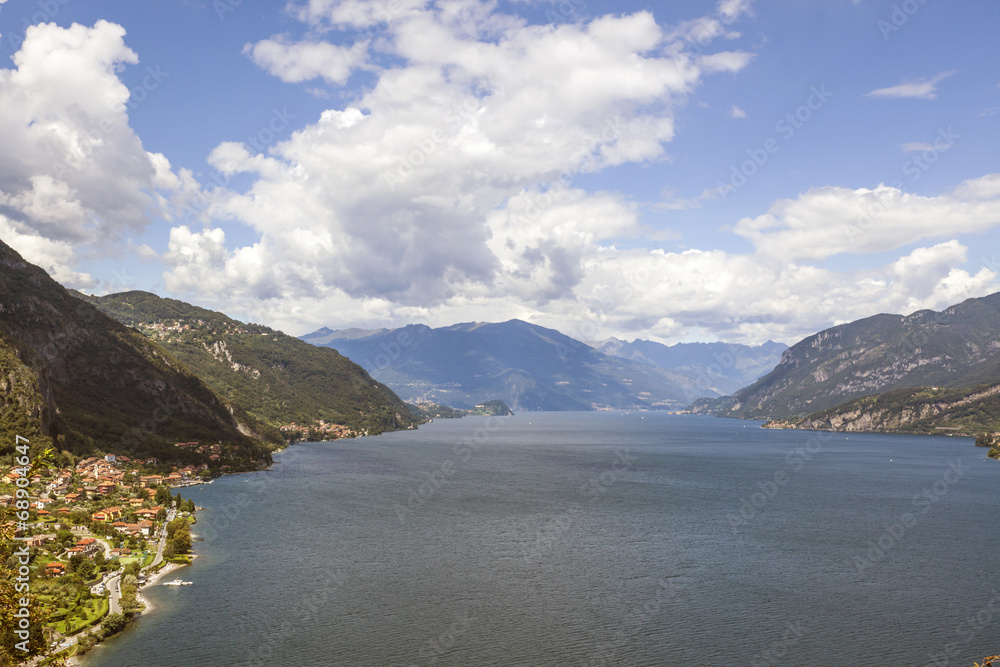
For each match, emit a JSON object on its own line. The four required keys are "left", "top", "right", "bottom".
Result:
{"left": 107, "top": 572, "right": 122, "bottom": 615}
{"left": 147, "top": 509, "right": 175, "bottom": 570}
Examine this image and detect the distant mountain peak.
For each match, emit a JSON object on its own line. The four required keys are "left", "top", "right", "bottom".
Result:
{"left": 300, "top": 319, "right": 787, "bottom": 411}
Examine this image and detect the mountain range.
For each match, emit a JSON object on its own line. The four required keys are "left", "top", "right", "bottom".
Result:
{"left": 301, "top": 321, "right": 786, "bottom": 411}
{"left": 693, "top": 291, "right": 1000, "bottom": 437}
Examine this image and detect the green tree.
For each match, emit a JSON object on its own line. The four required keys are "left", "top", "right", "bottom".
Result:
{"left": 76, "top": 560, "right": 96, "bottom": 581}
{"left": 101, "top": 612, "right": 126, "bottom": 637}
{"left": 172, "top": 530, "right": 192, "bottom": 555}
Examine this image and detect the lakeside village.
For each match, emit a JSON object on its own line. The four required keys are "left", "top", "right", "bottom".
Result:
{"left": 1, "top": 445, "right": 216, "bottom": 660}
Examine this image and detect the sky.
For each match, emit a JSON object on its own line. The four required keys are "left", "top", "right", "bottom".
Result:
{"left": 0, "top": 0, "right": 998, "bottom": 346}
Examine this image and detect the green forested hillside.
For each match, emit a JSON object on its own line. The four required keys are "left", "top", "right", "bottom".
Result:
{"left": 0, "top": 240, "right": 277, "bottom": 468}
{"left": 73, "top": 291, "right": 420, "bottom": 438}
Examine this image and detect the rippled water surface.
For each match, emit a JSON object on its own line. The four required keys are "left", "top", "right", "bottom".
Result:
{"left": 81, "top": 412, "right": 1000, "bottom": 666}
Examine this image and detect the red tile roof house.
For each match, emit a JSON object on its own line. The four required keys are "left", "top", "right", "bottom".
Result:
{"left": 45, "top": 562, "right": 66, "bottom": 576}
{"left": 138, "top": 520, "right": 154, "bottom": 536}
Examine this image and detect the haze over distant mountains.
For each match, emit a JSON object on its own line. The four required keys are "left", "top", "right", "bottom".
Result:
{"left": 301, "top": 321, "right": 786, "bottom": 412}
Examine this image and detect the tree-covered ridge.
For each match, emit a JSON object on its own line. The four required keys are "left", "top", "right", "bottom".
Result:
{"left": 72, "top": 291, "right": 421, "bottom": 439}
{"left": 0, "top": 240, "right": 274, "bottom": 468}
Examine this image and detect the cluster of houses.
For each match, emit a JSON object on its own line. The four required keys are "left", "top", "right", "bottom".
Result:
{"left": 280, "top": 420, "right": 355, "bottom": 439}
{"left": 0, "top": 452, "right": 205, "bottom": 526}
{"left": 90, "top": 504, "right": 162, "bottom": 537}
{"left": 173, "top": 441, "right": 223, "bottom": 461}
{"left": 145, "top": 320, "right": 199, "bottom": 340}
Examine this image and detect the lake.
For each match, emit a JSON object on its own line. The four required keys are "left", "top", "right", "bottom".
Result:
{"left": 80, "top": 412, "right": 1000, "bottom": 666}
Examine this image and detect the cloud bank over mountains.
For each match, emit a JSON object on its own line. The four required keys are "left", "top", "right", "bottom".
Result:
{"left": 0, "top": 1, "right": 997, "bottom": 345}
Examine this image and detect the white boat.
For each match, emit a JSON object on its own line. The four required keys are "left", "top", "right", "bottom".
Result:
{"left": 164, "top": 578, "right": 192, "bottom": 586}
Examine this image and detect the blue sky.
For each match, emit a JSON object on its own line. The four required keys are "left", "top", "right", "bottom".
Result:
{"left": 0, "top": 0, "right": 998, "bottom": 344}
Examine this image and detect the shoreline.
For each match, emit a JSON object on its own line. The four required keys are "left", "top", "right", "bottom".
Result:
{"left": 64, "top": 539, "right": 198, "bottom": 664}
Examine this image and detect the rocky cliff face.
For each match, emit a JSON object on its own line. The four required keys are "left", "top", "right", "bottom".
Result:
{"left": 788, "top": 383, "right": 1000, "bottom": 434}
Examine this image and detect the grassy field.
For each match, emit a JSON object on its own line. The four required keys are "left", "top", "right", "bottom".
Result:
{"left": 43, "top": 595, "right": 109, "bottom": 636}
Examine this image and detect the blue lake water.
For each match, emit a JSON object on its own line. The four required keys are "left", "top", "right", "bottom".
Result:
{"left": 81, "top": 412, "right": 1000, "bottom": 666}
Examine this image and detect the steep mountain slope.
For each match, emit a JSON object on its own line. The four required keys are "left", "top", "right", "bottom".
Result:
{"left": 302, "top": 320, "right": 710, "bottom": 411}
{"left": 594, "top": 338, "right": 786, "bottom": 396}
{"left": 74, "top": 291, "right": 420, "bottom": 437}
{"left": 0, "top": 240, "right": 276, "bottom": 467}
{"left": 702, "top": 292, "right": 1000, "bottom": 420}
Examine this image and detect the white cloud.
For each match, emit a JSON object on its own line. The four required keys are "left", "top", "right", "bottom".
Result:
{"left": 173, "top": 7, "right": 753, "bottom": 311}
{"left": 730, "top": 105, "right": 746, "bottom": 118}
{"left": 899, "top": 141, "right": 936, "bottom": 153}
{"left": 158, "top": 3, "right": 1000, "bottom": 345}
{"left": 0, "top": 20, "right": 173, "bottom": 289}
{"left": 867, "top": 70, "right": 957, "bottom": 100}
{"left": 718, "top": 0, "right": 753, "bottom": 22}
{"left": 293, "top": 0, "right": 430, "bottom": 29}
{"left": 243, "top": 37, "right": 368, "bottom": 84}
{"left": 0, "top": 214, "right": 96, "bottom": 287}
{"left": 733, "top": 175, "right": 1000, "bottom": 260}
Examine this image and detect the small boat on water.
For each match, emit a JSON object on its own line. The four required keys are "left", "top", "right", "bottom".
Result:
{"left": 164, "top": 578, "right": 192, "bottom": 586}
